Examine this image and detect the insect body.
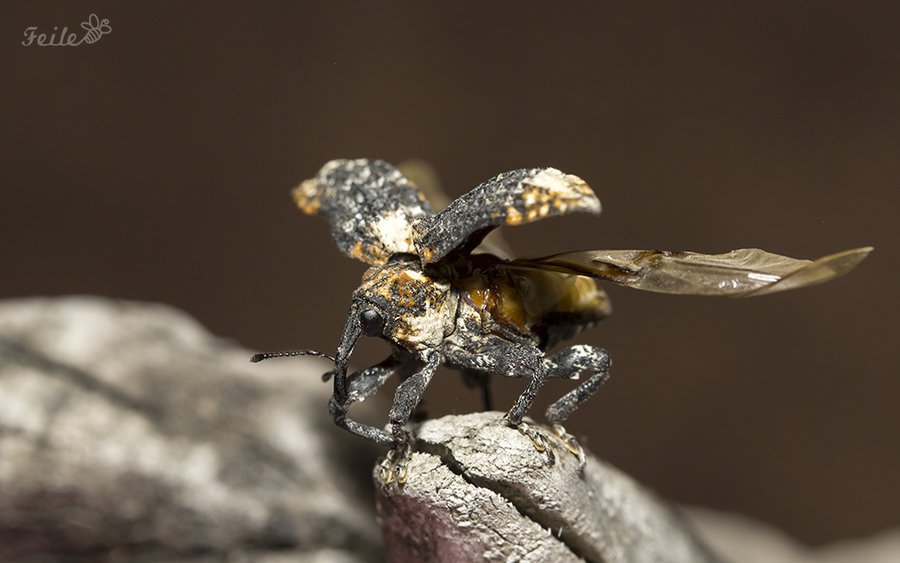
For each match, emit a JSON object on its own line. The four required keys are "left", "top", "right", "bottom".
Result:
{"left": 254, "top": 158, "right": 871, "bottom": 480}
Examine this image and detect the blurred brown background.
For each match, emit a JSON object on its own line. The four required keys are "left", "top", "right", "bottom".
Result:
{"left": 2, "top": 1, "right": 897, "bottom": 546}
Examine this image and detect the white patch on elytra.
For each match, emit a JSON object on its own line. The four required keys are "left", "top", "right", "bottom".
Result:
{"left": 372, "top": 212, "right": 416, "bottom": 253}
{"left": 530, "top": 169, "right": 601, "bottom": 212}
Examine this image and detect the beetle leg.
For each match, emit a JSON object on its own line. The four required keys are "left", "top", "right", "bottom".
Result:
{"left": 543, "top": 344, "right": 611, "bottom": 423}
{"left": 326, "top": 357, "right": 404, "bottom": 448}
{"left": 344, "top": 355, "right": 399, "bottom": 405}
{"left": 443, "top": 337, "right": 545, "bottom": 423}
{"left": 504, "top": 361, "right": 546, "bottom": 425}
{"left": 378, "top": 440, "right": 411, "bottom": 487}
{"left": 444, "top": 339, "right": 555, "bottom": 456}
{"left": 514, "top": 420, "right": 556, "bottom": 464}
{"left": 377, "top": 352, "right": 441, "bottom": 486}
{"left": 552, "top": 424, "right": 586, "bottom": 466}
{"left": 328, "top": 397, "right": 395, "bottom": 447}
{"left": 494, "top": 346, "right": 557, "bottom": 460}
{"left": 388, "top": 353, "right": 440, "bottom": 441}
{"left": 542, "top": 345, "right": 611, "bottom": 463}
{"left": 506, "top": 366, "right": 557, "bottom": 461}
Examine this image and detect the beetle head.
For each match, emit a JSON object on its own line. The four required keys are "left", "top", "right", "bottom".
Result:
{"left": 331, "top": 259, "right": 457, "bottom": 403}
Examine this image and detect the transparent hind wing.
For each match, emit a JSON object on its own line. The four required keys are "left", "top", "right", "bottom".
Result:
{"left": 515, "top": 247, "right": 873, "bottom": 297}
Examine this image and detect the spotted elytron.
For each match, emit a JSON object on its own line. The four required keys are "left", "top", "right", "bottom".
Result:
{"left": 253, "top": 158, "right": 871, "bottom": 483}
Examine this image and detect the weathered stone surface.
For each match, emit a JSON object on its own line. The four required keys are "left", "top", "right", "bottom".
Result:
{"left": 0, "top": 297, "right": 381, "bottom": 562}
{"left": 376, "top": 412, "right": 900, "bottom": 563}
{"left": 377, "top": 412, "right": 719, "bottom": 563}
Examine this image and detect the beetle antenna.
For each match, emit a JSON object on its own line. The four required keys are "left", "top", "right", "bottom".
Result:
{"left": 250, "top": 349, "right": 335, "bottom": 363}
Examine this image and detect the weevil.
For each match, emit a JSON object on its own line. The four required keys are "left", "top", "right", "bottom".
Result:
{"left": 253, "top": 158, "right": 871, "bottom": 482}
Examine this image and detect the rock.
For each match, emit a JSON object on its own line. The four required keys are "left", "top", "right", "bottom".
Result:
{"left": 376, "top": 412, "right": 719, "bottom": 563}
{"left": 375, "top": 415, "right": 900, "bottom": 563}
{"left": 0, "top": 296, "right": 381, "bottom": 562}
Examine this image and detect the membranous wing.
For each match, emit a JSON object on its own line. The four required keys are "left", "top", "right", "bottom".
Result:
{"left": 515, "top": 247, "right": 872, "bottom": 297}
{"left": 411, "top": 168, "right": 600, "bottom": 265}
{"left": 293, "top": 159, "right": 435, "bottom": 264}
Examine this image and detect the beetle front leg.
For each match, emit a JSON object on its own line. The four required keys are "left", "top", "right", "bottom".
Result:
{"left": 328, "top": 398, "right": 395, "bottom": 447}
{"left": 381, "top": 352, "right": 441, "bottom": 485}
{"left": 327, "top": 356, "right": 404, "bottom": 448}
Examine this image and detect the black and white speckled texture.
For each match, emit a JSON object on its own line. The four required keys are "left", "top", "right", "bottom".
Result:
{"left": 412, "top": 167, "right": 601, "bottom": 264}
{"left": 293, "top": 159, "right": 435, "bottom": 264}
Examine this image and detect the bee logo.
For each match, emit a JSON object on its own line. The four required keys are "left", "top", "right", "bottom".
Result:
{"left": 80, "top": 14, "right": 111, "bottom": 45}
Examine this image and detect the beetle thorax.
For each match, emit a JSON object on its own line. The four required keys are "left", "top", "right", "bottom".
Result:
{"left": 356, "top": 260, "right": 457, "bottom": 352}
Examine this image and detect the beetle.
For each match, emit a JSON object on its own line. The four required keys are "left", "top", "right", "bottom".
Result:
{"left": 254, "top": 158, "right": 871, "bottom": 483}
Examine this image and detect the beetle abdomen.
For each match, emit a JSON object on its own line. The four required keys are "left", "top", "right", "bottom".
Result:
{"left": 456, "top": 261, "right": 611, "bottom": 343}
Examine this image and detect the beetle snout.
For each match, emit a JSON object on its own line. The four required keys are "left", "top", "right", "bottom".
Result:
{"left": 332, "top": 304, "right": 366, "bottom": 404}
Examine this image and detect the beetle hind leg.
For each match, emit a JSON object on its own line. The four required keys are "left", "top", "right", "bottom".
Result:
{"left": 512, "top": 420, "right": 556, "bottom": 464}
{"left": 552, "top": 424, "right": 586, "bottom": 465}
{"left": 543, "top": 345, "right": 611, "bottom": 463}
{"left": 544, "top": 344, "right": 611, "bottom": 423}
{"left": 502, "top": 352, "right": 558, "bottom": 461}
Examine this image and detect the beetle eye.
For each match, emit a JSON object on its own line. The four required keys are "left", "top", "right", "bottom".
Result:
{"left": 360, "top": 308, "right": 385, "bottom": 337}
